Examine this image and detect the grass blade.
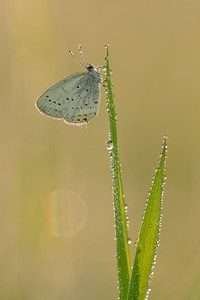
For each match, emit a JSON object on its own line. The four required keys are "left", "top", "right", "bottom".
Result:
{"left": 127, "top": 136, "right": 168, "bottom": 300}
{"left": 104, "top": 44, "right": 131, "bottom": 300}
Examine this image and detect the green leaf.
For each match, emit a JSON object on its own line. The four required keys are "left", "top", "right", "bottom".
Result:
{"left": 104, "top": 45, "right": 131, "bottom": 300}
{"left": 127, "top": 136, "right": 168, "bottom": 300}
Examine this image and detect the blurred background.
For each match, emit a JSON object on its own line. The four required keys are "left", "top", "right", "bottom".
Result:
{"left": 1, "top": 0, "right": 200, "bottom": 299}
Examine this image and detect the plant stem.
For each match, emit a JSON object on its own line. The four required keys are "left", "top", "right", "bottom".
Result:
{"left": 104, "top": 44, "right": 131, "bottom": 300}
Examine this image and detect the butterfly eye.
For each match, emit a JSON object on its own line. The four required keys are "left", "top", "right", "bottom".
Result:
{"left": 87, "top": 64, "right": 94, "bottom": 72}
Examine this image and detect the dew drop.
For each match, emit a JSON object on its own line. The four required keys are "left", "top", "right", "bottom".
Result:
{"left": 106, "top": 140, "right": 114, "bottom": 150}
{"left": 124, "top": 203, "right": 128, "bottom": 209}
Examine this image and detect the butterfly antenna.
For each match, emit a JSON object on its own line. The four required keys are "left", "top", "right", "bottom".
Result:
{"left": 68, "top": 49, "right": 86, "bottom": 69}
{"left": 78, "top": 45, "right": 87, "bottom": 66}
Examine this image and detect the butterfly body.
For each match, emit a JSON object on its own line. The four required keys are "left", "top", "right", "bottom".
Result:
{"left": 36, "top": 64, "right": 101, "bottom": 125}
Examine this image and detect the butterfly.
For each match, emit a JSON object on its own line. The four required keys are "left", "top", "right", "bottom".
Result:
{"left": 36, "top": 47, "right": 102, "bottom": 125}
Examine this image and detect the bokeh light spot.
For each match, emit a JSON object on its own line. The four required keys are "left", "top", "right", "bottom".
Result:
{"left": 46, "top": 189, "right": 87, "bottom": 238}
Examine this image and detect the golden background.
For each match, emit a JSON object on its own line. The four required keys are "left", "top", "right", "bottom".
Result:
{"left": 1, "top": 0, "right": 200, "bottom": 299}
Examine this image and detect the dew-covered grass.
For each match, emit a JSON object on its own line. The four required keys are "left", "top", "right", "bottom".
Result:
{"left": 104, "top": 45, "right": 168, "bottom": 300}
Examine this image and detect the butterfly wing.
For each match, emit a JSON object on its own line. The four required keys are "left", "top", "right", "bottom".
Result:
{"left": 36, "top": 71, "right": 101, "bottom": 125}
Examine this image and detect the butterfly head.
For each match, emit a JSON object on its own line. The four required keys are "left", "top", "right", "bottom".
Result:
{"left": 87, "top": 64, "right": 97, "bottom": 72}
